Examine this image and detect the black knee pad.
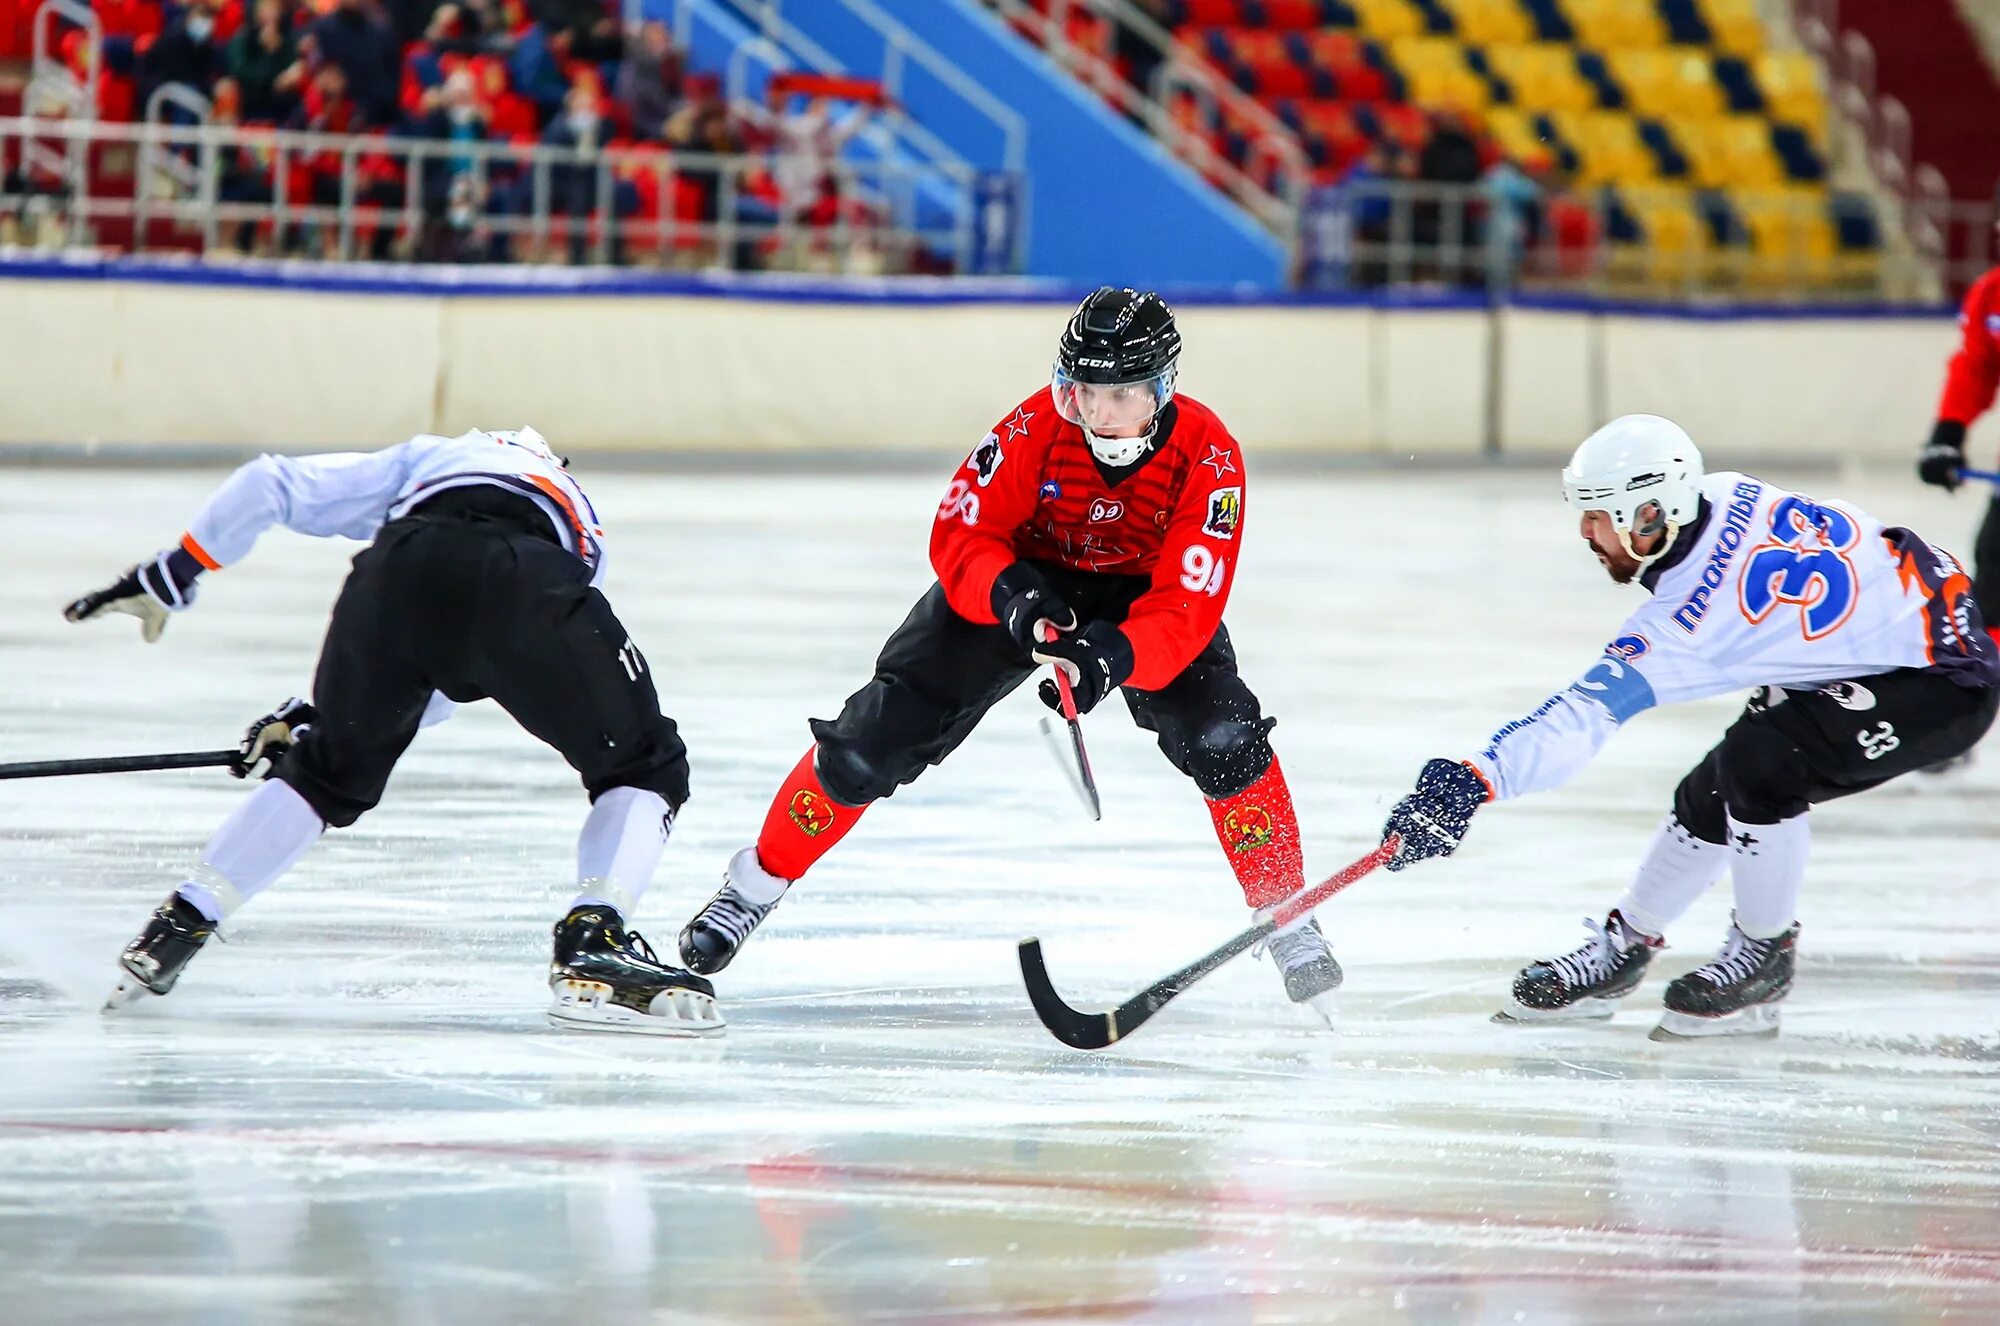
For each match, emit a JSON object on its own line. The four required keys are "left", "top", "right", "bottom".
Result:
{"left": 807, "top": 728, "right": 908, "bottom": 808}
{"left": 579, "top": 715, "right": 691, "bottom": 813}
{"left": 1177, "top": 712, "right": 1277, "bottom": 799}
{"left": 586, "top": 751, "right": 690, "bottom": 814}
{"left": 1712, "top": 728, "right": 1811, "bottom": 826}
{"left": 275, "top": 759, "right": 373, "bottom": 831}
{"left": 1670, "top": 752, "right": 1728, "bottom": 845}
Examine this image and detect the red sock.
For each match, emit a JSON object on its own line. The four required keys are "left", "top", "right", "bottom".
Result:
{"left": 1205, "top": 755, "right": 1306, "bottom": 909}
{"left": 754, "top": 747, "right": 868, "bottom": 882}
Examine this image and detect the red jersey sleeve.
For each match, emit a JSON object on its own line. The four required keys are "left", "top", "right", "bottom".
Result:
{"left": 1938, "top": 269, "right": 2000, "bottom": 425}
{"left": 1121, "top": 424, "right": 1244, "bottom": 691}
{"left": 928, "top": 410, "right": 1043, "bottom": 624}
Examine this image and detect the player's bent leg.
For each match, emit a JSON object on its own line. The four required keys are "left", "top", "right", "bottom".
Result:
{"left": 1973, "top": 490, "right": 2000, "bottom": 648}
{"left": 1126, "top": 637, "right": 1339, "bottom": 1021}
{"left": 687, "top": 584, "right": 1032, "bottom": 977}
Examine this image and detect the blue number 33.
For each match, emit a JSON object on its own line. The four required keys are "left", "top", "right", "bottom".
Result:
{"left": 1739, "top": 496, "right": 1861, "bottom": 639}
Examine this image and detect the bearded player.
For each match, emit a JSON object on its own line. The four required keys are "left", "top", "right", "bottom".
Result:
{"left": 672, "top": 287, "right": 1343, "bottom": 1021}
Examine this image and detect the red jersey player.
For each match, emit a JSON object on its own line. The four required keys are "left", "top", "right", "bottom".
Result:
{"left": 1916, "top": 263, "right": 2000, "bottom": 770}
{"left": 672, "top": 287, "right": 1343, "bottom": 1022}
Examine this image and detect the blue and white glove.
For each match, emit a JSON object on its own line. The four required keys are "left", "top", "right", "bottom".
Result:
{"left": 233, "top": 697, "right": 319, "bottom": 780}
{"left": 63, "top": 547, "right": 205, "bottom": 643}
{"left": 1382, "top": 758, "right": 1490, "bottom": 871}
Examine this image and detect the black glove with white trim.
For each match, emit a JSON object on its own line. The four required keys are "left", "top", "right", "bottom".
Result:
{"left": 1381, "top": 758, "right": 1490, "bottom": 871}
{"left": 991, "top": 562, "right": 1077, "bottom": 658}
{"left": 233, "top": 696, "right": 319, "bottom": 779}
{"left": 63, "top": 547, "right": 205, "bottom": 643}
{"left": 1033, "top": 621, "right": 1133, "bottom": 716}
{"left": 1917, "top": 419, "right": 1967, "bottom": 493}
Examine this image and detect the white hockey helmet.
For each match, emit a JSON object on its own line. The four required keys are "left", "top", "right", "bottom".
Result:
{"left": 1562, "top": 414, "right": 1704, "bottom": 563}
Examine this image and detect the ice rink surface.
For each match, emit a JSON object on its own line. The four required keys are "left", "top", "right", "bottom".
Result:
{"left": 2, "top": 463, "right": 1996, "bottom": 1325}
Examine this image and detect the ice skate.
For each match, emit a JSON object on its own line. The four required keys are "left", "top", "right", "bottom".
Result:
{"left": 548, "top": 905, "right": 723, "bottom": 1037}
{"left": 1265, "top": 914, "right": 1342, "bottom": 1027}
{"left": 678, "top": 848, "right": 788, "bottom": 976}
{"left": 1496, "top": 910, "right": 1663, "bottom": 1024}
{"left": 1649, "top": 917, "right": 1795, "bottom": 1042}
{"left": 105, "top": 894, "right": 217, "bottom": 1010}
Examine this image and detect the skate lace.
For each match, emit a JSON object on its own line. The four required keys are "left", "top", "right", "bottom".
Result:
{"left": 1545, "top": 917, "right": 1619, "bottom": 990}
{"left": 623, "top": 929, "right": 661, "bottom": 964}
{"left": 700, "top": 886, "right": 772, "bottom": 947}
{"left": 1690, "top": 927, "right": 1767, "bottom": 988}
{"left": 1265, "top": 919, "right": 1329, "bottom": 973}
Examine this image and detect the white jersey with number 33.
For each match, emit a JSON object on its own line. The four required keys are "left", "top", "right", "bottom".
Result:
{"left": 1469, "top": 471, "right": 1995, "bottom": 801}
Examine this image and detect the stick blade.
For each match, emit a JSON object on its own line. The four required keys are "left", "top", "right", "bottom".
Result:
{"left": 1017, "top": 938, "right": 1118, "bottom": 1050}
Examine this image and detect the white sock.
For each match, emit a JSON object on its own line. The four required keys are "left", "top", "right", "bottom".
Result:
{"left": 570, "top": 787, "right": 672, "bottom": 916}
{"left": 727, "top": 846, "right": 790, "bottom": 906}
{"left": 1615, "top": 815, "right": 1730, "bottom": 938}
{"left": 1727, "top": 812, "right": 1809, "bottom": 939}
{"left": 175, "top": 780, "right": 327, "bottom": 922}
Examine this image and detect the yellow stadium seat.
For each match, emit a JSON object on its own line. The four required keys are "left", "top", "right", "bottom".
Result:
{"left": 1699, "top": 0, "right": 1766, "bottom": 57}
{"left": 1738, "top": 189, "right": 1835, "bottom": 288}
{"left": 1350, "top": 0, "right": 1426, "bottom": 41}
{"left": 1568, "top": 0, "right": 1666, "bottom": 49}
{"left": 1754, "top": 52, "right": 1827, "bottom": 132}
{"left": 1488, "top": 43, "right": 1598, "bottom": 113}
{"left": 1608, "top": 48, "right": 1725, "bottom": 119}
{"left": 1627, "top": 187, "right": 1706, "bottom": 286}
{"left": 1440, "top": 0, "right": 1532, "bottom": 46}
{"left": 1390, "top": 37, "right": 1491, "bottom": 112}
{"left": 1675, "top": 116, "right": 1783, "bottom": 189}
{"left": 1485, "top": 106, "right": 1554, "bottom": 163}
{"left": 1551, "top": 109, "right": 1657, "bottom": 186}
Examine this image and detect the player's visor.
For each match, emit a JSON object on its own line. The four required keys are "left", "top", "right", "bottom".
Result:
{"left": 1051, "top": 363, "right": 1174, "bottom": 435}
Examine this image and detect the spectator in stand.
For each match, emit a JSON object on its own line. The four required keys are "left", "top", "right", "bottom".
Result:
{"left": 227, "top": 0, "right": 305, "bottom": 123}
{"left": 767, "top": 84, "right": 869, "bottom": 228}
{"left": 528, "top": 0, "right": 622, "bottom": 64}
{"left": 508, "top": 18, "right": 571, "bottom": 119}
{"left": 1415, "top": 109, "right": 1483, "bottom": 285}
{"left": 1111, "top": 0, "right": 1169, "bottom": 105}
{"left": 1481, "top": 150, "right": 1545, "bottom": 284}
{"left": 664, "top": 74, "right": 755, "bottom": 265}
{"left": 141, "top": 0, "right": 228, "bottom": 111}
{"left": 208, "top": 77, "right": 276, "bottom": 251}
{"left": 536, "top": 80, "right": 636, "bottom": 262}
{"left": 409, "top": 67, "right": 492, "bottom": 260}
{"left": 383, "top": 0, "right": 441, "bottom": 47}
{"left": 309, "top": 0, "right": 402, "bottom": 125}
{"left": 404, "top": 4, "right": 473, "bottom": 118}
{"left": 614, "top": 21, "right": 681, "bottom": 142}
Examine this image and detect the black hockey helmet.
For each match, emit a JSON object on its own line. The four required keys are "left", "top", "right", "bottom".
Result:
{"left": 1052, "top": 288, "right": 1181, "bottom": 464}
{"left": 1056, "top": 287, "right": 1181, "bottom": 386}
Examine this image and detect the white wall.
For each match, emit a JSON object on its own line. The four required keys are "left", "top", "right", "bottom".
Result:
{"left": 0, "top": 275, "right": 1968, "bottom": 460}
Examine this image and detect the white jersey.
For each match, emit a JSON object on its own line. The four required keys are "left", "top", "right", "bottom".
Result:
{"left": 176, "top": 429, "right": 607, "bottom": 586}
{"left": 1469, "top": 471, "right": 1996, "bottom": 801}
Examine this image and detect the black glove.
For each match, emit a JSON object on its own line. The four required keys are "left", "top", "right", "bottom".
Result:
{"left": 63, "top": 547, "right": 205, "bottom": 643}
{"left": 1917, "top": 419, "right": 1967, "bottom": 493}
{"left": 233, "top": 697, "right": 319, "bottom": 779}
{"left": 1381, "top": 758, "right": 1490, "bottom": 871}
{"left": 1033, "top": 621, "right": 1134, "bottom": 716}
{"left": 991, "top": 563, "right": 1077, "bottom": 657}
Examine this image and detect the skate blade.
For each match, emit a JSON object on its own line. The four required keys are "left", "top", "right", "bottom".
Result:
{"left": 1492, "top": 996, "right": 1621, "bottom": 1025}
{"left": 1648, "top": 1003, "right": 1781, "bottom": 1042}
{"left": 546, "top": 979, "right": 726, "bottom": 1038}
{"left": 1295, "top": 989, "right": 1338, "bottom": 1030}
{"left": 102, "top": 973, "right": 154, "bottom": 1013}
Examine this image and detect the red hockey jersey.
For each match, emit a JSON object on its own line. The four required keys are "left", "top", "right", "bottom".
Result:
{"left": 928, "top": 388, "right": 1247, "bottom": 691}
{"left": 1936, "top": 267, "right": 2000, "bottom": 426}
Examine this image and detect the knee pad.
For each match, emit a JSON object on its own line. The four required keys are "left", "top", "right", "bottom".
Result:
{"left": 275, "top": 762, "right": 371, "bottom": 831}
{"left": 1670, "top": 763, "right": 1729, "bottom": 847}
{"left": 808, "top": 733, "right": 909, "bottom": 808}
{"left": 1713, "top": 733, "right": 1810, "bottom": 826}
{"left": 1179, "top": 713, "right": 1277, "bottom": 799}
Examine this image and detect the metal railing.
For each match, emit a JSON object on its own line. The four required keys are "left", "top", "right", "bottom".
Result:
{"left": 976, "top": 0, "right": 1310, "bottom": 244}
{"left": 0, "top": 115, "right": 1017, "bottom": 274}
{"left": 1298, "top": 178, "right": 1939, "bottom": 302}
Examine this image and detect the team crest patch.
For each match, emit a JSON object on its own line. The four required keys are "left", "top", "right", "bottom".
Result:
{"left": 1605, "top": 633, "right": 1650, "bottom": 662}
{"left": 1203, "top": 487, "right": 1242, "bottom": 540}
{"left": 1089, "top": 498, "right": 1125, "bottom": 523}
{"left": 1039, "top": 480, "right": 1062, "bottom": 501}
{"left": 788, "top": 790, "right": 836, "bottom": 837}
{"left": 1224, "top": 805, "right": 1273, "bottom": 854}
{"left": 970, "top": 433, "right": 1004, "bottom": 487}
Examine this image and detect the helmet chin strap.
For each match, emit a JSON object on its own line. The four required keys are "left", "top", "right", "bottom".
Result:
{"left": 1084, "top": 416, "right": 1160, "bottom": 467}
{"left": 1616, "top": 521, "right": 1682, "bottom": 569}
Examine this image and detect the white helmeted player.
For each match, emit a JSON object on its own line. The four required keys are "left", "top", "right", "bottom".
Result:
{"left": 65, "top": 427, "right": 722, "bottom": 1035}
{"left": 1378, "top": 415, "right": 1998, "bottom": 1039}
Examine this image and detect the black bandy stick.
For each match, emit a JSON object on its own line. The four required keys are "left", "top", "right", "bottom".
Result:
{"left": 0, "top": 750, "right": 241, "bottom": 781}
